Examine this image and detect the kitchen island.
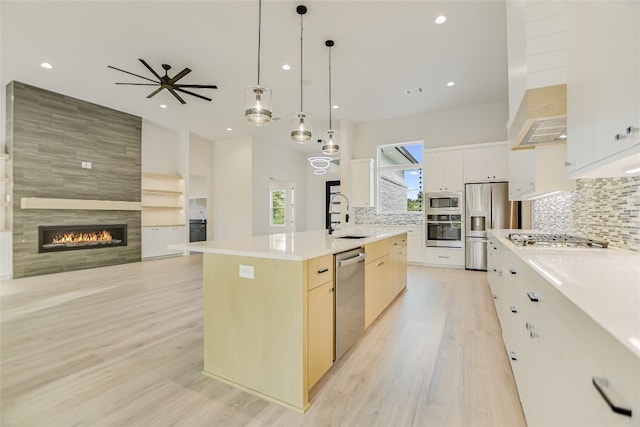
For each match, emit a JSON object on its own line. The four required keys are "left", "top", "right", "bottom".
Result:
{"left": 172, "top": 228, "right": 408, "bottom": 412}
{"left": 488, "top": 229, "right": 640, "bottom": 426}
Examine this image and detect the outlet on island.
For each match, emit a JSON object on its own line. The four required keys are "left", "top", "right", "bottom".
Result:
{"left": 239, "top": 264, "right": 254, "bottom": 279}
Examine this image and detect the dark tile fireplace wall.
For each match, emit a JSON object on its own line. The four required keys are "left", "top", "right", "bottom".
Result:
{"left": 6, "top": 81, "right": 142, "bottom": 278}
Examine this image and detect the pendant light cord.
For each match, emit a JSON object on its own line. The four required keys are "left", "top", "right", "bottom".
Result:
{"left": 257, "top": 0, "right": 262, "bottom": 85}
{"left": 328, "top": 44, "right": 333, "bottom": 129}
{"left": 299, "top": 13, "right": 304, "bottom": 112}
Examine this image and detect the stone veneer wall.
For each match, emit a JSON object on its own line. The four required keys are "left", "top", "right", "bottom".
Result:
{"left": 354, "top": 207, "right": 423, "bottom": 226}
{"left": 7, "top": 81, "right": 142, "bottom": 278}
{"left": 532, "top": 176, "right": 640, "bottom": 252}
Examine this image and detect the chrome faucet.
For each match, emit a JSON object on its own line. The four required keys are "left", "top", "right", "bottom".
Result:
{"left": 328, "top": 193, "right": 350, "bottom": 235}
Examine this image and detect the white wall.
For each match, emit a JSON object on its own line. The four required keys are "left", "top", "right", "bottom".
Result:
{"left": 252, "top": 140, "right": 310, "bottom": 236}
{"left": 212, "top": 135, "right": 252, "bottom": 239}
{"left": 141, "top": 119, "right": 180, "bottom": 175}
{"left": 352, "top": 101, "right": 509, "bottom": 159}
{"left": 189, "top": 133, "right": 214, "bottom": 238}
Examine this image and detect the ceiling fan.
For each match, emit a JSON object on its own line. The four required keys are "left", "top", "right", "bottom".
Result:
{"left": 108, "top": 58, "right": 218, "bottom": 104}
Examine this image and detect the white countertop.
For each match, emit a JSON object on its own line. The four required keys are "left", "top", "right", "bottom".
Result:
{"left": 490, "top": 229, "right": 640, "bottom": 358}
{"left": 170, "top": 227, "right": 408, "bottom": 261}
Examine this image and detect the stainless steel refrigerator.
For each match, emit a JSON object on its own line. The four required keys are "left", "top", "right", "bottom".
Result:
{"left": 465, "top": 182, "right": 519, "bottom": 270}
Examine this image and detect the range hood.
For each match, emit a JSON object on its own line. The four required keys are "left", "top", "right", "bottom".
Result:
{"left": 509, "top": 84, "right": 567, "bottom": 150}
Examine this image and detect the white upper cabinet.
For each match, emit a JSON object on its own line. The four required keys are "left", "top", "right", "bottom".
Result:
{"left": 423, "top": 149, "right": 464, "bottom": 192}
{"left": 509, "top": 144, "right": 575, "bottom": 200}
{"left": 464, "top": 143, "right": 509, "bottom": 183}
{"left": 566, "top": 0, "right": 640, "bottom": 177}
{"left": 350, "top": 158, "right": 375, "bottom": 207}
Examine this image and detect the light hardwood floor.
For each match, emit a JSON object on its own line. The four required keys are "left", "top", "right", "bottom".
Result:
{"left": 1, "top": 255, "right": 526, "bottom": 427}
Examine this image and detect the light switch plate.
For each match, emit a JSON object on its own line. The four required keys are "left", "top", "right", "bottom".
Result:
{"left": 239, "top": 264, "right": 254, "bottom": 279}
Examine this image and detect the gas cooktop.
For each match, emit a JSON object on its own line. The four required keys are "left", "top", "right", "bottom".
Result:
{"left": 508, "top": 233, "right": 609, "bottom": 248}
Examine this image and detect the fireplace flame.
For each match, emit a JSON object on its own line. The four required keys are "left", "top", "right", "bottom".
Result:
{"left": 51, "top": 230, "right": 114, "bottom": 244}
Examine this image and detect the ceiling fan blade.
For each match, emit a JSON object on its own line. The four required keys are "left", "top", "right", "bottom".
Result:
{"left": 138, "top": 58, "right": 163, "bottom": 81}
{"left": 146, "top": 87, "right": 164, "bottom": 99}
{"left": 168, "top": 88, "right": 186, "bottom": 104}
{"left": 168, "top": 68, "right": 192, "bottom": 84}
{"left": 174, "top": 84, "right": 218, "bottom": 89}
{"left": 108, "top": 65, "right": 158, "bottom": 83}
{"left": 115, "top": 83, "right": 160, "bottom": 86}
{"left": 175, "top": 88, "right": 212, "bottom": 102}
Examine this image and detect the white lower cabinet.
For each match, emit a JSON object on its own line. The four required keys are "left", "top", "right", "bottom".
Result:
{"left": 424, "top": 247, "right": 464, "bottom": 268}
{"left": 142, "top": 226, "right": 185, "bottom": 258}
{"left": 488, "top": 233, "right": 639, "bottom": 427}
{"left": 404, "top": 227, "right": 423, "bottom": 264}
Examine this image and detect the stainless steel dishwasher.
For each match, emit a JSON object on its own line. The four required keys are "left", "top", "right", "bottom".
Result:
{"left": 334, "top": 248, "right": 367, "bottom": 360}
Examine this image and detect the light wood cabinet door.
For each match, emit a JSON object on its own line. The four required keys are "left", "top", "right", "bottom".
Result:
{"left": 365, "top": 255, "right": 390, "bottom": 328}
{"left": 308, "top": 281, "right": 334, "bottom": 389}
{"left": 390, "top": 236, "right": 407, "bottom": 298}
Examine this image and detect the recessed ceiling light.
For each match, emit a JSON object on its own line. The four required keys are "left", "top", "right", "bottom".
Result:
{"left": 446, "top": 81, "right": 455, "bottom": 87}
{"left": 282, "top": 64, "right": 291, "bottom": 70}
{"left": 226, "top": 127, "right": 233, "bottom": 131}
{"left": 332, "top": 105, "right": 339, "bottom": 110}
{"left": 40, "top": 62, "right": 53, "bottom": 69}
{"left": 435, "top": 15, "right": 447, "bottom": 24}
{"left": 160, "top": 104, "right": 167, "bottom": 109}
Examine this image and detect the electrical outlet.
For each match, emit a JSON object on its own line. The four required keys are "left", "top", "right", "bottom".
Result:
{"left": 81, "top": 161, "right": 87, "bottom": 169}
{"left": 86, "top": 161, "right": 92, "bottom": 169}
{"left": 239, "top": 264, "right": 254, "bottom": 279}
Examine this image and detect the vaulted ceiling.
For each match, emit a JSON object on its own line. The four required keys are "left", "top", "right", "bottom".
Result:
{"left": 1, "top": 1, "right": 508, "bottom": 153}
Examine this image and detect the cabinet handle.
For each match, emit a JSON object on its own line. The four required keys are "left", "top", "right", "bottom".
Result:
{"left": 438, "top": 256, "right": 450, "bottom": 259}
{"left": 329, "top": 287, "right": 335, "bottom": 293}
{"left": 527, "top": 291, "right": 539, "bottom": 302}
{"left": 317, "top": 268, "right": 329, "bottom": 274}
{"left": 376, "top": 261, "right": 384, "bottom": 267}
{"left": 565, "top": 161, "right": 575, "bottom": 167}
{"left": 510, "top": 269, "right": 517, "bottom": 275}
{"left": 509, "top": 305, "right": 518, "bottom": 313}
{"left": 509, "top": 351, "right": 518, "bottom": 361}
{"left": 529, "top": 329, "right": 539, "bottom": 339}
{"left": 493, "top": 294, "right": 498, "bottom": 300}
{"left": 614, "top": 133, "right": 626, "bottom": 141}
{"left": 393, "top": 242, "right": 398, "bottom": 246}
{"left": 525, "top": 321, "right": 535, "bottom": 331}
{"left": 626, "top": 126, "right": 636, "bottom": 135}
{"left": 592, "top": 377, "right": 632, "bottom": 417}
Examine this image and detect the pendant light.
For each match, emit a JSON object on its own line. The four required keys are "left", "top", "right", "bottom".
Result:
{"left": 245, "top": 0, "right": 272, "bottom": 126}
{"left": 322, "top": 40, "right": 339, "bottom": 155}
{"left": 290, "top": 5, "right": 312, "bottom": 143}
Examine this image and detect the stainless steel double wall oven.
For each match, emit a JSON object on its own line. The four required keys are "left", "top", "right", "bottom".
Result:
{"left": 425, "top": 192, "right": 463, "bottom": 248}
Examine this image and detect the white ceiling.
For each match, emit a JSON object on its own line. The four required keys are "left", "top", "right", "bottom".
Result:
{"left": 0, "top": 0, "right": 508, "bottom": 154}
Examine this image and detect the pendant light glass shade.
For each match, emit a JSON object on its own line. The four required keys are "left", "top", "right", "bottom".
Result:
{"left": 321, "top": 40, "right": 339, "bottom": 155}
{"left": 322, "top": 129, "right": 339, "bottom": 154}
{"left": 291, "top": 112, "right": 312, "bottom": 142}
{"left": 290, "top": 5, "right": 312, "bottom": 143}
{"left": 245, "top": 0, "right": 272, "bottom": 126}
{"left": 245, "top": 85, "right": 272, "bottom": 126}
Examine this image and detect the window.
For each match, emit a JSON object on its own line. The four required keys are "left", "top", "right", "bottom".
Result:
{"left": 269, "top": 180, "right": 295, "bottom": 232}
{"left": 270, "top": 189, "right": 286, "bottom": 226}
{"left": 377, "top": 141, "right": 423, "bottom": 213}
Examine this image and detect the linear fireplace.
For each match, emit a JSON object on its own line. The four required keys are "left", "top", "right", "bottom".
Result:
{"left": 38, "top": 224, "right": 128, "bottom": 253}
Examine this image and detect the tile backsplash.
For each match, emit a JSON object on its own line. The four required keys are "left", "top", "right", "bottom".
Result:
{"left": 532, "top": 176, "right": 639, "bottom": 252}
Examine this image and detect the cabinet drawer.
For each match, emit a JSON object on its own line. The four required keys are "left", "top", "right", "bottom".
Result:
{"left": 558, "top": 298, "right": 639, "bottom": 425}
{"left": 424, "top": 247, "right": 464, "bottom": 267}
{"left": 364, "top": 239, "right": 389, "bottom": 263}
{"left": 389, "top": 233, "right": 407, "bottom": 249}
{"left": 307, "top": 254, "right": 334, "bottom": 290}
